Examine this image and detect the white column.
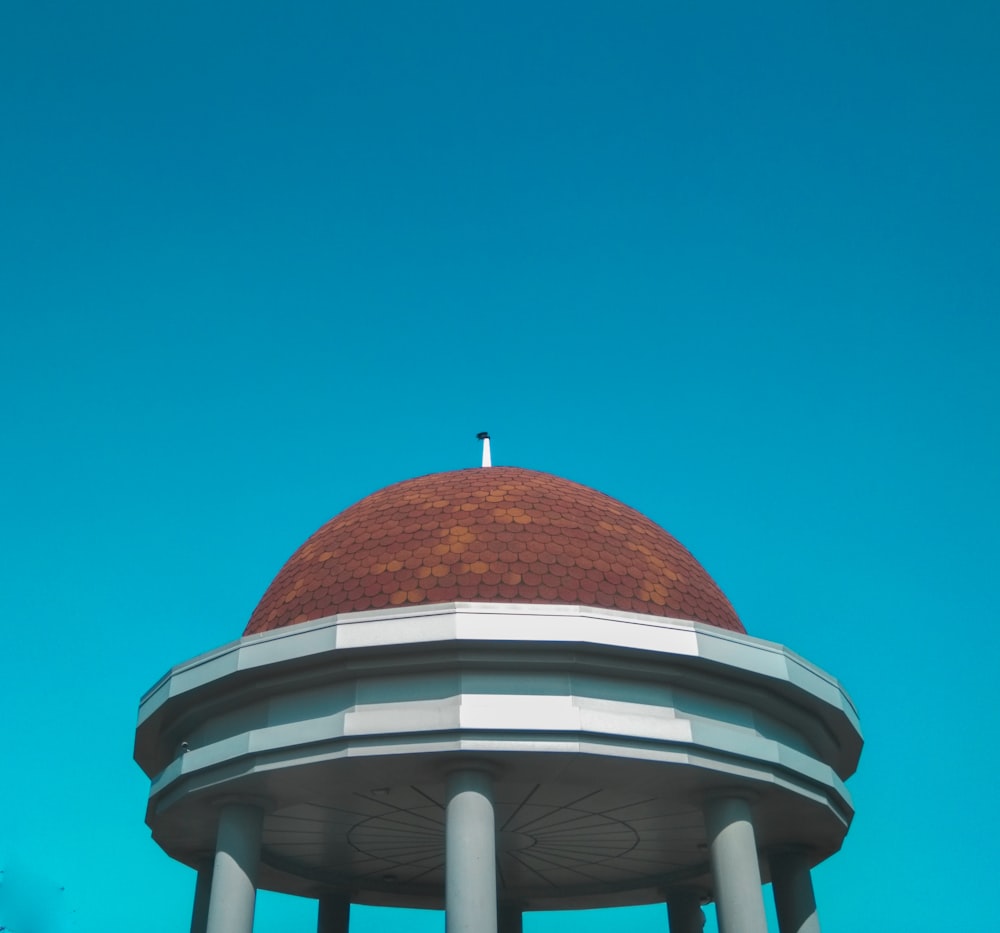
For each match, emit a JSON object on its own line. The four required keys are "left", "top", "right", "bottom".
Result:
{"left": 190, "top": 860, "right": 213, "bottom": 933}
{"left": 704, "top": 796, "right": 767, "bottom": 933}
{"left": 771, "top": 851, "right": 821, "bottom": 933}
{"left": 317, "top": 893, "right": 350, "bottom": 933}
{"left": 205, "top": 803, "right": 264, "bottom": 933}
{"left": 666, "top": 890, "right": 705, "bottom": 933}
{"left": 445, "top": 768, "right": 498, "bottom": 933}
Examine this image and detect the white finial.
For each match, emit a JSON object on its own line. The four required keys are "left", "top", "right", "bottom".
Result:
{"left": 476, "top": 431, "right": 492, "bottom": 467}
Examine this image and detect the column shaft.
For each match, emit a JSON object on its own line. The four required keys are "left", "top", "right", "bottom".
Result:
{"left": 704, "top": 796, "right": 768, "bottom": 933}
{"left": 317, "top": 893, "right": 351, "bottom": 933}
{"left": 190, "top": 862, "right": 213, "bottom": 933}
{"left": 498, "top": 903, "right": 523, "bottom": 933}
{"left": 205, "top": 803, "right": 264, "bottom": 933}
{"left": 771, "top": 851, "right": 821, "bottom": 933}
{"left": 666, "top": 890, "right": 705, "bottom": 933}
{"left": 445, "top": 768, "right": 498, "bottom": 933}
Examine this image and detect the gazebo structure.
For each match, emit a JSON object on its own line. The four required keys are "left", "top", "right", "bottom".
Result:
{"left": 134, "top": 459, "right": 861, "bottom": 933}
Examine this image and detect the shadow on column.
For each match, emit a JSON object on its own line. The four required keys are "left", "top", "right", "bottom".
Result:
{"left": 770, "top": 850, "right": 821, "bottom": 933}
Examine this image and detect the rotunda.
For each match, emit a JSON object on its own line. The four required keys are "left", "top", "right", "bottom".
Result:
{"left": 134, "top": 463, "right": 861, "bottom": 933}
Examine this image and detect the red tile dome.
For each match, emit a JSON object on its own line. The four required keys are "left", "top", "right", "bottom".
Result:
{"left": 245, "top": 467, "right": 743, "bottom": 636}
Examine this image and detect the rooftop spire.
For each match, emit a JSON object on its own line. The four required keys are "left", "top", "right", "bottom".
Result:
{"left": 476, "top": 431, "right": 492, "bottom": 467}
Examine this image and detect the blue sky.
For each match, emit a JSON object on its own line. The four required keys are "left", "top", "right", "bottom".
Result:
{"left": 1, "top": 3, "right": 997, "bottom": 931}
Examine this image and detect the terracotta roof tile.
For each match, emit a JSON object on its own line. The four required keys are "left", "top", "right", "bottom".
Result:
{"left": 245, "top": 467, "right": 744, "bottom": 636}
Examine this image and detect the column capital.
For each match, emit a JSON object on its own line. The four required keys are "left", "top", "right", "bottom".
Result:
{"left": 702, "top": 787, "right": 760, "bottom": 808}
{"left": 191, "top": 849, "right": 216, "bottom": 869}
{"left": 768, "top": 844, "right": 816, "bottom": 861}
{"left": 210, "top": 794, "right": 273, "bottom": 813}
{"left": 438, "top": 757, "right": 503, "bottom": 780}
{"left": 664, "top": 885, "right": 705, "bottom": 901}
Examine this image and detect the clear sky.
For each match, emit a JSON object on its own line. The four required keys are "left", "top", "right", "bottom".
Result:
{"left": 1, "top": 2, "right": 997, "bottom": 931}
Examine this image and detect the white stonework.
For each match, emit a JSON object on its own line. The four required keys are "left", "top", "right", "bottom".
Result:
{"left": 135, "top": 602, "right": 861, "bottom": 912}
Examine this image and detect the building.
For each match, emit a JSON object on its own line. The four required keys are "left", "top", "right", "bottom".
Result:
{"left": 134, "top": 459, "right": 861, "bottom": 933}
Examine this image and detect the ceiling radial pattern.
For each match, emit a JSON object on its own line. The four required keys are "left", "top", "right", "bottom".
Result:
{"left": 262, "top": 783, "right": 704, "bottom": 899}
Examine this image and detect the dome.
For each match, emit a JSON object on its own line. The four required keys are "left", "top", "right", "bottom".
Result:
{"left": 245, "top": 467, "right": 743, "bottom": 636}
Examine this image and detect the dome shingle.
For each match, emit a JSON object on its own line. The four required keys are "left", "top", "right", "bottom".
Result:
{"left": 245, "top": 467, "right": 743, "bottom": 635}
